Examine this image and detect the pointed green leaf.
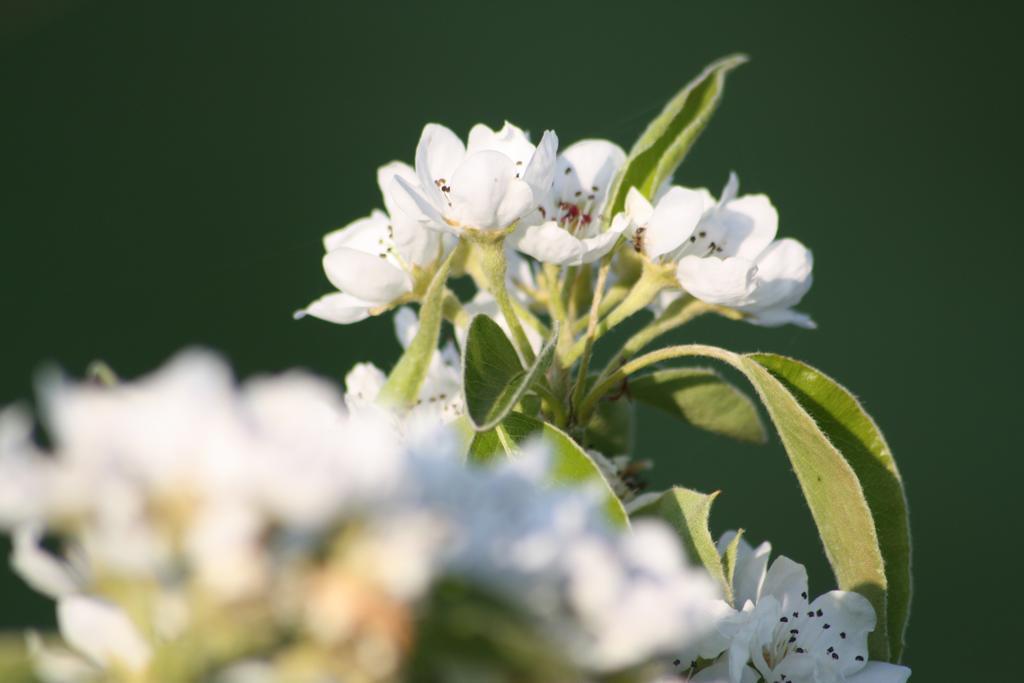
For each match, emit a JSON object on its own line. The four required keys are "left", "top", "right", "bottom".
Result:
{"left": 605, "top": 54, "right": 747, "bottom": 217}
{"left": 468, "top": 412, "right": 629, "bottom": 528}
{"left": 716, "top": 351, "right": 894, "bottom": 661}
{"left": 377, "top": 248, "right": 458, "bottom": 408}
{"left": 750, "top": 353, "right": 911, "bottom": 661}
{"left": 721, "top": 529, "right": 745, "bottom": 603}
{"left": 631, "top": 487, "right": 732, "bottom": 603}
{"left": 463, "top": 316, "right": 558, "bottom": 431}
{"left": 630, "top": 367, "right": 767, "bottom": 444}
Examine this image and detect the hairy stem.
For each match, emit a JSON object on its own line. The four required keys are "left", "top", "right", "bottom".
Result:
{"left": 577, "top": 343, "right": 736, "bottom": 424}
{"left": 570, "top": 255, "right": 613, "bottom": 420}
{"left": 563, "top": 260, "right": 675, "bottom": 365}
{"left": 476, "top": 237, "right": 536, "bottom": 365}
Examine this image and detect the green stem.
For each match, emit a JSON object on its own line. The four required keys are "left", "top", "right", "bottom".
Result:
{"left": 442, "top": 289, "right": 469, "bottom": 328}
{"left": 563, "top": 260, "right": 675, "bottom": 365}
{"left": 577, "top": 343, "right": 736, "bottom": 424}
{"left": 476, "top": 237, "right": 536, "bottom": 365}
{"left": 532, "top": 380, "right": 569, "bottom": 428}
{"left": 571, "top": 283, "right": 628, "bottom": 335}
{"left": 596, "top": 295, "right": 710, "bottom": 382}
{"left": 570, "top": 255, "right": 613, "bottom": 421}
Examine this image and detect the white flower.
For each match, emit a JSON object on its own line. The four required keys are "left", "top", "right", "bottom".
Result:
{"left": 57, "top": 595, "right": 152, "bottom": 673}
{"left": 624, "top": 185, "right": 707, "bottom": 262}
{"left": 391, "top": 121, "right": 558, "bottom": 234}
{"left": 671, "top": 173, "right": 815, "bottom": 328}
{"left": 296, "top": 162, "right": 442, "bottom": 325}
{"left": 513, "top": 139, "right": 630, "bottom": 265}
{"left": 686, "top": 532, "right": 911, "bottom": 683}
{"left": 10, "top": 525, "right": 84, "bottom": 598}
{"left": 343, "top": 306, "right": 465, "bottom": 423}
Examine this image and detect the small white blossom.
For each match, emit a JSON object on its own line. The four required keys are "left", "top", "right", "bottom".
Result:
{"left": 391, "top": 121, "right": 558, "bottom": 234}
{"left": 296, "top": 162, "right": 442, "bottom": 325}
{"left": 513, "top": 138, "right": 630, "bottom": 265}
{"left": 670, "top": 173, "right": 815, "bottom": 328}
{"left": 682, "top": 532, "right": 911, "bottom": 683}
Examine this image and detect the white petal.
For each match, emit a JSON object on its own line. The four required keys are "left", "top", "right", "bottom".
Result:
{"left": 467, "top": 120, "right": 535, "bottom": 162}
{"left": 717, "top": 532, "right": 771, "bottom": 608}
{"left": 293, "top": 292, "right": 373, "bottom": 324}
{"left": 644, "top": 186, "right": 704, "bottom": 259}
{"left": 322, "top": 248, "right": 411, "bottom": 304}
{"left": 522, "top": 129, "right": 559, "bottom": 200}
{"left": 576, "top": 214, "right": 628, "bottom": 264}
{"left": 322, "top": 209, "right": 390, "bottom": 253}
{"left": 378, "top": 161, "right": 440, "bottom": 266}
{"left": 691, "top": 656, "right": 759, "bottom": 683}
{"left": 760, "top": 555, "right": 809, "bottom": 614}
{"left": 625, "top": 187, "right": 654, "bottom": 225}
{"left": 58, "top": 595, "right": 151, "bottom": 672}
{"left": 10, "top": 525, "right": 82, "bottom": 598}
{"left": 555, "top": 139, "right": 626, "bottom": 208}
{"left": 846, "top": 662, "right": 912, "bottom": 683}
{"left": 719, "top": 171, "right": 740, "bottom": 205}
{"left": 344, "top": 362, "right": 387, "bottom": 408}
{"left": 514, "top": 221, "right": 585, "bottom": 265}
{"left": 746, "top": 308, "right": 817, "bottom": 329}
{"left": 448, "top": 151, "right": 533, "bottom": 230}
{"left": 390, "top": 175, "right": 450, "bottom": 232}
{"left": 718, "top": 194, "right": 779, "bottom": 261}
{"left": 414, "top": 122, "right": 466, "bottom": 209}
{"left": 676, "top": 256, "right": 758, "bottom": 306}
{"left": 393, "top": 306, "right": 419, "bottom": 349}
{"left": 741, "top": 238, "right": 814, "bottom": 314}
{"left": 804, "top": 590, "right": 876, "bottom": 677}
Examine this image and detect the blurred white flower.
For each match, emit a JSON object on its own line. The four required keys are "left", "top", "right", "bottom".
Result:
{"left": 57, "top": 595, "right": 152, "bottom": 673}
{"left": 1, "top": 350, "right": 726, "bottom": 681}
{"left": 391, "top": 121, "right": 558, "bottom": 234}
{"left": 296, "top": 162, "right": 443, "bottom": 325}
{"left": 513, "top": 139, "right": 629, "bottom": 265}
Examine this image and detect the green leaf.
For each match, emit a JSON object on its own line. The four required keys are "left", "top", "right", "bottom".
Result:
{"left": 717, "top": 352, "right": 894, "bottom": 661}
{"left": 468, "top": 412, "right": 629, "bottom": 528}
{"left": 750, "top": 353, "right": 912, "bottom": 661}
{"left": 463, "top": 315, "right": 558, "bottom": 431}
{"left": 630, "top": 367, "right": 767, "bottom": 444}
{"left": 377, "top": 247, "right": 458, "bottom": 408}
{"left": 605, "top": 54, "right": 747, "bottom": 217}
{"left": 721, "top": 529, "right": 745, "bottom": 602}
{"left": 631, "top": 487, "right": 732, "bottom": 603}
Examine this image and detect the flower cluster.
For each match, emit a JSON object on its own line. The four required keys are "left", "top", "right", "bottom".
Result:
{"left": 0, "top": 352, "right": 722, "bottom": 682}
{"left": 0, "top": 56, "right": 912, "bottom": 683}
{"left": 298, "top": 121, "right": 813, "bottom": 333}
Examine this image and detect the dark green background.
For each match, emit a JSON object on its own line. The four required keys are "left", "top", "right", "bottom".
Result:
{"left": 1, "top": 1, "right": 1017, "bottom": 679}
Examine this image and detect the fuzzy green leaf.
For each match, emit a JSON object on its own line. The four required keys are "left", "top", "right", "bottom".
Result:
{"left": 468, "top": 412, "right": 629, "bottom": 528}
{"left": 721, "top": 529, "right": 745, "bottom": 604}
{"left": 630, "top": 367, "right": 767, "bottom": 444}
{"left": 604, "top": 54, "right": 747, "bottom": 218}
{"left": 377, "top": 248, "right": 458, "bottom": 408}
{"left": 463, "top": 316, "right": 558, "bottom": 431}
{"left": 631, "top": 487, "right": 732, "bottom": 602}
{"left": 721, "top": 352, "right": 893, "bottom": 661}
{"left": 750, "top": 353, "right": 912, "bottom": 661}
